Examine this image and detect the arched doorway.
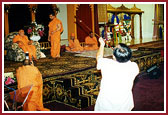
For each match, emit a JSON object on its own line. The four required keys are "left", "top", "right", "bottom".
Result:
{"left": 76, "top": 4, "right": 92, "bottom": 42}
{"left": 8, "top": 4, "right": 31, "bottom": 33}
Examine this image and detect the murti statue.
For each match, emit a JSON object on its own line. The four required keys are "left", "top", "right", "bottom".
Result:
{"left": 113, "top": 19, "right": 123, "bottom": 45}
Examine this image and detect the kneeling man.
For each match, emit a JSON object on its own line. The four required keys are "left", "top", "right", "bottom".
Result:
{"left": 95, "top": 37, "right": 139, "bottom": 111}
{"left": 15, "top": 54, "right": 50, "bottom": 111}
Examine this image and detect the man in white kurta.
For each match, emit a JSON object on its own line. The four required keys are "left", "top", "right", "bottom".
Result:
{"left": 95, "top": 37, "right": 139, "bottom": 111}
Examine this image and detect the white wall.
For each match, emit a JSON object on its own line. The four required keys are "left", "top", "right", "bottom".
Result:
{"left": 110, "top": 4, "right": 155, "bottom": 42}
{"left": 56, "top": 4, "right": 68, "bottom": 40}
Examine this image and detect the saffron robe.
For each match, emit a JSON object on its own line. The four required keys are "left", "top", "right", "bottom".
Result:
{"left": 66, "top": 39, "right": 84, "bottom": 52}
{"left": 13, "top": 35, "right": 37, "bottom": 61}
{"left": 48, "top": 17, "right": 63, "bottom": 58}
{"left": 84, "top": 36, "right": 98, "bottom": 51}
{"left": 14, "top": 65, "right": 50, "bottom": 111}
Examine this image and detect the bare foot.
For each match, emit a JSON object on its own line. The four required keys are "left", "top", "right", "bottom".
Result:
{"left": 56, "top": 55, "right": 60, "bottom": 58}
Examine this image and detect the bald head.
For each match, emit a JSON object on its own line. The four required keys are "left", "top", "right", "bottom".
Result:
{"left": 71, "top": 33, "right": 75, "bottom": 40}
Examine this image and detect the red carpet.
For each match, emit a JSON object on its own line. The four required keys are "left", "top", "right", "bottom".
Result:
{"left": 44, "top": 63, "right": 164, "bottom": 111}
{"left": 132, "top": 63, "right": 164, "bottom": 111}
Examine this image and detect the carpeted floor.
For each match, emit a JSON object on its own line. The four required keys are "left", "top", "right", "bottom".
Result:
{"left": 4, "top": 47, "right": 161, "bottom": 78}
{"left": 44, "top": 63, "right": 164, "bottom": 111}
{"left": 4, "top": 52, "right": 96, "bottom": 78}
{"left": 132, "top": 62, "right": 164, "bottom": 111}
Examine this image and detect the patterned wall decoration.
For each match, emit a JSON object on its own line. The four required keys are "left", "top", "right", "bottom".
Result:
{"left": 98, "top": 4, "right": 107, "bottom": 22}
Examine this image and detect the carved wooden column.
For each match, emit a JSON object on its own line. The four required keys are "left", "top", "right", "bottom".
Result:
{"left": 29, "top": 4, "right": 37, "bottom": 22}
{"left": 130, "top": 4, "right": 144, "bottom": 40}
{"left": 74, "top": 4, "right": 80, "bottom": 39}
{"left": 152, "top": 4, "right": 159, "bottom": 39}
{"left": 131, "top": 14, "right": 135, "bottom": 39}
{"left": 89, "top": 4, "right": 95, "bottom": 34}
{"left": 67, "top": 4, "right": 75, "bottom": 40}
{"left": 139, "top": 13, "right": 142, "bottom": 39}
{"left": 4, "top": 4, "right": 10, "bottom": 36}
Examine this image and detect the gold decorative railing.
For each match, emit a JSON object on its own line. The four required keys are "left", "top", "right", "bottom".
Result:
{"left": 80, "top": 42, "right": 86, "bottom": 47}
{"left": 40, "top": 42, "right": 86, "bottom": 50}
{"left": 40, "top": 42, "right": 51, "bottom": 50}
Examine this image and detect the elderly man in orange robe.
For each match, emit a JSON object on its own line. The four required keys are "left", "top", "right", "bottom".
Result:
{"left": 48, "top": 12, "right": 63, "bottom": 58}
{"left": 14, "top": 56, "right": 50, "bottom": 111}
{"left": 13, "top": 29, "right": 37, "bottom": 61}
{"left": 84, "top": 32, "right": 98, "bottom": 51}
{"left": 66, "top": 33, "right": 84, "bottom": 52}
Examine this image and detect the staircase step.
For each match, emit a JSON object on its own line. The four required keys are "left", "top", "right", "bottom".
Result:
{"left": 42, "top": 68, "right": 102, "bottom": 109}
{"left": 81, "top": 82, "right": 100, "bottom": 94}
{"left": 88, "top": 91, "right": 99, "bottom": 105}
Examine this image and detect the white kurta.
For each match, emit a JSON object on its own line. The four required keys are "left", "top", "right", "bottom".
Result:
{"left": 95, "top": 58, "right": 139, "bottom": 111}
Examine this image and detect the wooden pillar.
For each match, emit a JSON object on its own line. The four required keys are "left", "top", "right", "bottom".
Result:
{"left": 153, "top": 4, "right": 159, "bottom": 39}
{"left": 90, "top": 4, "right": 95, "bottom": 34}
{"left": 31, "top": 11, "right": 36, "bottom": 22}
{"left": 74, "top": 4, "right": 79, "bottom": 40}
{"left": 29, "top": 4, "right": 37, "bottom": 22}
{"left": 4, "top": 5, "right": 10, "bottom": 36}
{"left": 131, "top": 14, "right": 135, "bottom": 39}
{"left": 4, "top": 11, "right": 9, "bottom": 36}
{"left": 139, "top": 13, "right": 142, "bottom": 39}
{"left": 67, "top": 4, "right": 75, "bottom": 40}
